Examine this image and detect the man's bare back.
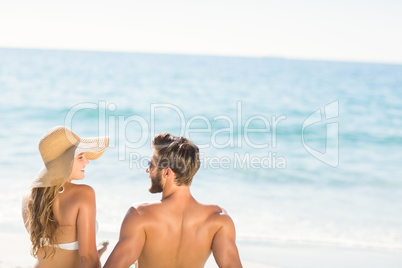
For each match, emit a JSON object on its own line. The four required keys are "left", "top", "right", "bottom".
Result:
{"left": 104, "top": 133, "right": 242, "bottom": 268}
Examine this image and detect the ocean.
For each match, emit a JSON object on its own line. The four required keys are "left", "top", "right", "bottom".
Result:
{"left": 0, "top": 48, "right": 401, "bottom": 265}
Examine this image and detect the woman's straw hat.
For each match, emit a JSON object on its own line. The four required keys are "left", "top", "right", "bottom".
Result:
{"left": 31, "top": 126, "right": 109, "bottom": 188}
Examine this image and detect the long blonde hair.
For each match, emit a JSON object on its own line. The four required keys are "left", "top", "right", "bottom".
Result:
{"left": 26, "top": 185, "right": 62, "bottom": 258}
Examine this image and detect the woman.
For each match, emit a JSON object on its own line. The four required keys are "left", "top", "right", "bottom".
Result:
{"left": 22, "top": 126, "right": 109, "bottom": 268}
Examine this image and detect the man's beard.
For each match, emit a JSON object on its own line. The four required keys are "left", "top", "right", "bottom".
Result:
{"left": 149, "top": 170, "right": 163, "bottom": 193}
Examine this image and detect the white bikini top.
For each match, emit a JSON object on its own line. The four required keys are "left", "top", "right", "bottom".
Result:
{"left": 44, "top": 221, "right": 98, "bottom": 251}
{"left": 56, "top": 241, "right": 79, "bottom": 250}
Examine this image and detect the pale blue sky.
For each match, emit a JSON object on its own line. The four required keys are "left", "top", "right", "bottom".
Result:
{"left": 1, "top": 0, "right": 401, "bottom": 63}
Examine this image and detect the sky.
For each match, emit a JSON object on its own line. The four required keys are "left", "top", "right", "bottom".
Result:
{"left": 0, "top": 0, "right": 401, "bottom": 64}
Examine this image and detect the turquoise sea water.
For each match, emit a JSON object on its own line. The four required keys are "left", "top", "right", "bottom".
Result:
{"left": 0, "top": 48, "right": 402, "bottom": 258}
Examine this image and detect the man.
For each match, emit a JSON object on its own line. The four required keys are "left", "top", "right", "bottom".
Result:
{"left": 104, "top": 133, "right": 242, "bottom": 268}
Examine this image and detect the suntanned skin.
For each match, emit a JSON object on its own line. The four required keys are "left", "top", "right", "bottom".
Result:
{"left": 22, "top": 153, "right": 103, "bottom": 268}
{"left": 104, "top": 156, "right": 242, "bottom": 268}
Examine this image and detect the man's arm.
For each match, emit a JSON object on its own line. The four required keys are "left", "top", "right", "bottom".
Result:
{"left": 211, "top": 209, "right": 242, "bottom": 268}
{"left": 104, "top": 206, "right": 146, "bottom": 268}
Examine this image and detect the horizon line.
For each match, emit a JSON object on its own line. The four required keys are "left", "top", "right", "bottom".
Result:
{"left": 1, "top": 46, "right": 401, "bottom": 66}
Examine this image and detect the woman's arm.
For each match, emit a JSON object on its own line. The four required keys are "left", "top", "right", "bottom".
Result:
{"left": 76, "top": 185, "right": 101, "bottom": 268}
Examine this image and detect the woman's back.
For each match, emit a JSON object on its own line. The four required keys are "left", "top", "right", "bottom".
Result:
{"left": 23, "top": 183, "right": 99, "bottom": 268}
{"left": 52, "top": 183, "right": 88, "bottom": 245}
{"left": 34, "top": 248, "right": 80, "bottom": 268}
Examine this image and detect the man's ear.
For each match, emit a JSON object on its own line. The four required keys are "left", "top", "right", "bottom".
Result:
{"left": 164, "top": 168, "right": 172, "bottom": 178}
{"left": 165, "top": 168, "right": 177, "bottom": 181}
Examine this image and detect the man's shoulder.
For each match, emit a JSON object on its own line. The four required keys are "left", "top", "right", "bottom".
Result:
{"left": 126, "top": 201, "right": 162, "bottom": 217}
{"left": 200, "top": 203, "right": 224, "bottom": 214}
{"left": 199, "top": 203, "right": 233, "bottom": 223}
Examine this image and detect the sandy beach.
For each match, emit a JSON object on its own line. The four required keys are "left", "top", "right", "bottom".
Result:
{"left": 2, "top": 231, "right": 402, "bottom": 268}
{"left": 0, "top": 232, "right": 278, "bottom": 268}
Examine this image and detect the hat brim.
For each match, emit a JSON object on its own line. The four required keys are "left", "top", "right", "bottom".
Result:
{"left": 31, "top": 136, "right": 109, "bottom": 188}
{"left": 76, "top": 136, "right": 110, "bottom": 160}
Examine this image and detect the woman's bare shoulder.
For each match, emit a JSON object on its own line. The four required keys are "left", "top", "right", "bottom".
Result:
{"left": 63, "top": 184, "right": 96, "bottom": 208}
{"left": 69, "top": 183, "right": 95, "bottom": 195}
